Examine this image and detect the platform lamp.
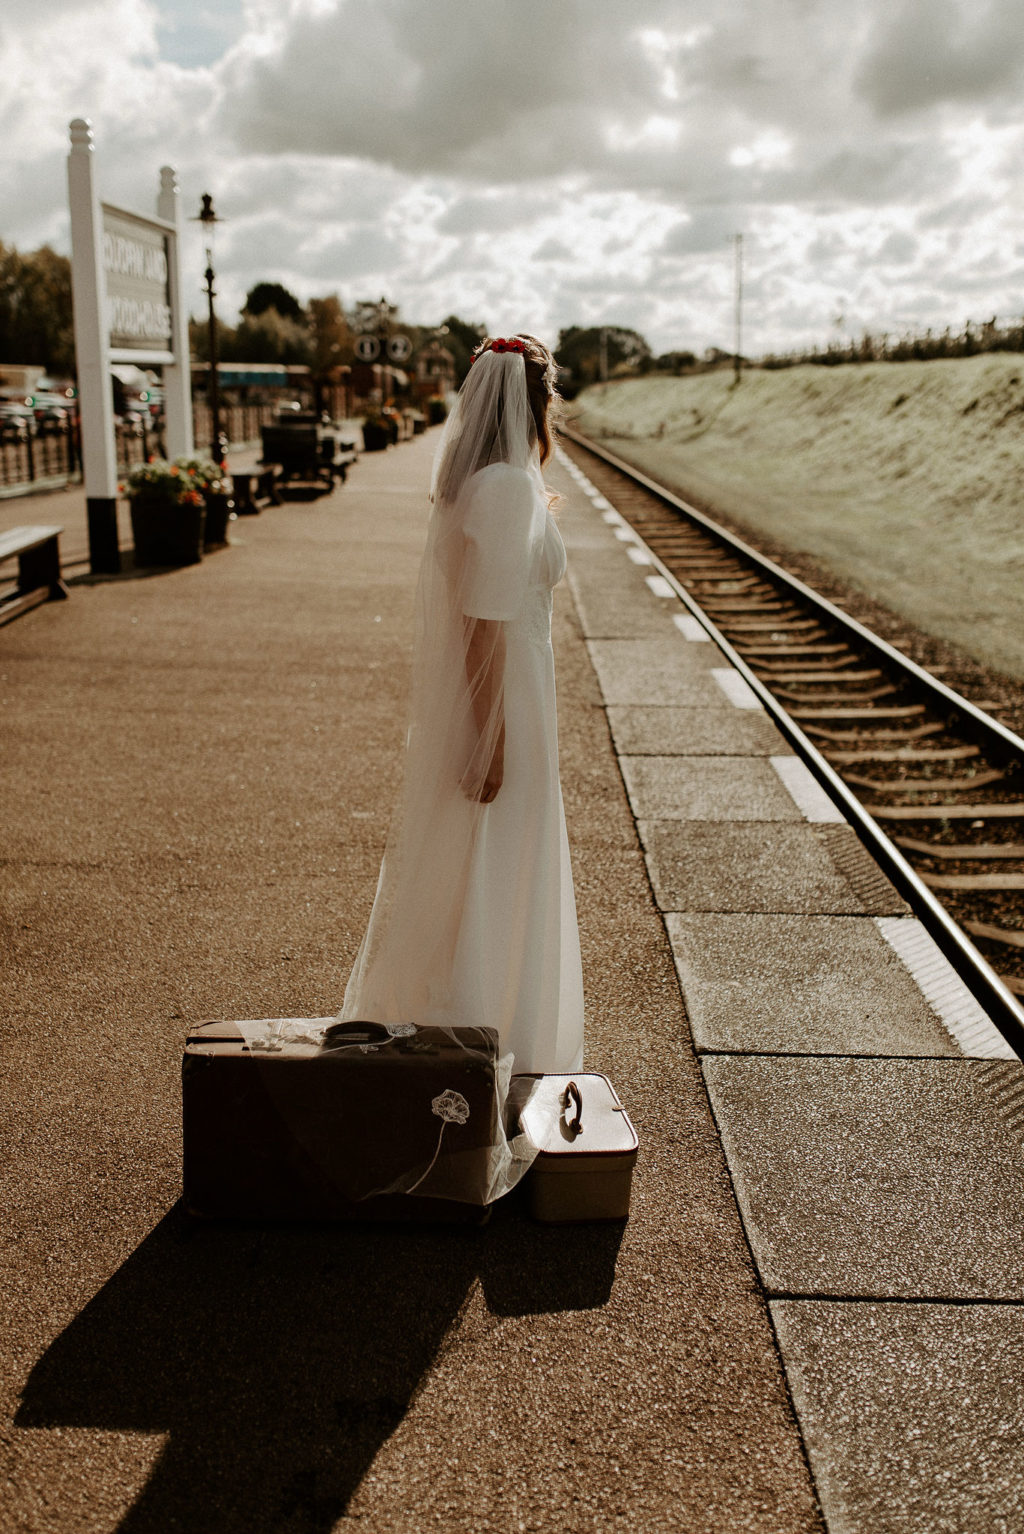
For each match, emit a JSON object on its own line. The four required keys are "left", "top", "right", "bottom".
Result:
{"left": 193, "top": 193, "right": 226, "bottom": 464}
{"left": 377, "top": 296, "right": 392, "bottom": 408}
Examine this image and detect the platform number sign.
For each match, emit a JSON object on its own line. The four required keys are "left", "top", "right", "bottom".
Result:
{"left": 387, "top": 334, "right": 412, "bottom": 362}
{"left": 355, "top": 335, "right": 381, "bottom": 362}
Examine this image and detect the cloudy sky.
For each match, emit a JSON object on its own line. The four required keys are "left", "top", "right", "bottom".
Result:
{"left": 4, "top": 0, "right": 1024, "bottom": 354}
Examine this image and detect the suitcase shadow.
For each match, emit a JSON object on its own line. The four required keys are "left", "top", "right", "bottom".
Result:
{"left": 16, "top": 1200, "right": 623, "bottom": 1532}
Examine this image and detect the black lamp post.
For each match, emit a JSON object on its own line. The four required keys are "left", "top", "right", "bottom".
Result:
{"left": 194, "top": 193, "right": 225, "bottom": 463}
{"left": 377, "top": 296, "right": 391, "bottom": 408}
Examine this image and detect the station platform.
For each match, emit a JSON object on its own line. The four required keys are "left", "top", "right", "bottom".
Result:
{"left": 1, "top": 429, "right": 1021, "bottom": 1532}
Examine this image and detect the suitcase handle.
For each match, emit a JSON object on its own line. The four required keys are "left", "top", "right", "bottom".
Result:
{"left": 322, "top": 1020, "right": 391, "bottom": 1049}
{"left": 561, "top": 1080, "right": 584, "bottom": 1137}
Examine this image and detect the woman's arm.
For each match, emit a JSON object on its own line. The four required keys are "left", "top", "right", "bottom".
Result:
{"left": 462, "top": 616, "right": 505, "bottom": 802}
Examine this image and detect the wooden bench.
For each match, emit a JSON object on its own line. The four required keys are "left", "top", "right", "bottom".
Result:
{"left": 231, "top": 466, "right": 282, "bottom": 515}
{"left": 326, "top": 445, "right": 358, "bottom": 483}
{"left": 0, "top": 524, "right": 68, "bottom": 626}
{"left": 260, "top": 424, "right": 334, "bottom": 492}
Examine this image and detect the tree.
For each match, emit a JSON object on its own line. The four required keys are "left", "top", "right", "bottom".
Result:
{"left": 231, "top": 308, "right": 311, "bottom": 365}
{"left": 308, "top": 293, "right": 352, "bottom": 376}
{"left": 307, "top": 293, "right": 352, "bottom": 411}
{"left": 0, "top": 242, "right": 75, "bottom": 376}
{"left": 243, "top": 282, "right": 304, "bottom": 322}
{"left": 555, "top": 326, "right": 652, "bottom": 394}
{"left": 439, "top": 313, "right": 487, "bottom": 383}
{"left": 655, "top": 350, "right": 697, "bottom": 374}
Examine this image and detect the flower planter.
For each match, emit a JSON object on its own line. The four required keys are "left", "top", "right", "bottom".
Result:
{"left": 362, "top": 421, "right": 392, "bottom": 452}
{"left": 129, "top": 493, "right": 205, "bottom": 568}
{"left": 202, "top": 491, "right": 233, "bottom": 550}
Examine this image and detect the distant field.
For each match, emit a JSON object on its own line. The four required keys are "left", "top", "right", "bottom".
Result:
{"left": 571, "top": 355, "right": 1024, "bottom": 680}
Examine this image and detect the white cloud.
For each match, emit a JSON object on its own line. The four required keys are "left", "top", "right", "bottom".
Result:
{"left": 3, "top": 0, "right": 1024, "bottom": 353}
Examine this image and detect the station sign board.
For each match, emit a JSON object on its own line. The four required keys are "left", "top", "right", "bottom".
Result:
{"left": 101, "top": 206, "right": 173, "bottom": 353}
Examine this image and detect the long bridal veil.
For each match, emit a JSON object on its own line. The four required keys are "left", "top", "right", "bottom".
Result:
{"left": 338, "top": 343, "right": 551, "bottom": 1203}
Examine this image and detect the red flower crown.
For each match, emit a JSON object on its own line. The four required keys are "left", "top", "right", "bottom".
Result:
{"left": 472, "top": 337, "right": 526, "bottom": 363}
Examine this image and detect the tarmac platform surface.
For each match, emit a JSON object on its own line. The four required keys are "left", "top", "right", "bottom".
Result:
{"left": 1, "top": 432, "right": 1022, "bottom": 1533}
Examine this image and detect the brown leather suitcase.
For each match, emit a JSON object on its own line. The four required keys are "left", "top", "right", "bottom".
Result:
{"left": 512, "top": 1073, "right": 639, "bottom": 1222}
{"left": 182, "top": 1019, "right": 502, "bottom": 1221}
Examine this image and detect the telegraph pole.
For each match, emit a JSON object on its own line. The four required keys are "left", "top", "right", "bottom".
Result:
{"left": 733, "top": 233, "right": 743, "bottom": 385}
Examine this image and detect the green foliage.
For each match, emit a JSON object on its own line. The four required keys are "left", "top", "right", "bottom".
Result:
{"left": 188, "top": 315, "right": 216, "bottom": 363}
{"left": 243, "top": 282, "right": 304, "bottom": 321}
{"left": 761, "top": 316, "right": 1024, "bottom": 370}
{"left": 654, "top": 350, "right": 698, "bottom": 373}
{"left": 122, "top": 455, "right": 226, "bottom": 505}
{"left": 438, "top": 313, "right": 487, "bottom": 382}
{"left": 307, "top": 294, "right": 351, "bottom": 378}
{"left": 230, "top": 308, "right": 312, "bottom": 365}
{"left": 0, "top": 241, "right": 75, "bottom": 375}
{"left": 555, "top": 326, "right": 652, "bottom": 395}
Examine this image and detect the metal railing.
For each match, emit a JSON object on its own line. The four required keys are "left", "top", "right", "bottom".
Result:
{"left": 1, "top": 403, "right": 287, "bottom": 495}
{"left": 0, "top": 422, "right": 79, "bottom": 492}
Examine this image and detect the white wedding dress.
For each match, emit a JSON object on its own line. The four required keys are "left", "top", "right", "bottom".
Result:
{"left": 340, "top": 460, "right": 585, "bottom": 1076}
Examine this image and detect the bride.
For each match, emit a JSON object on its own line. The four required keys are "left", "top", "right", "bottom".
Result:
{"left": 339, "top": 334, "right": 584, "bottom": 1076}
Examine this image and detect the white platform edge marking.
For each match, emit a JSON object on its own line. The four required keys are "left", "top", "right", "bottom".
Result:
{"left": 626, "top": 545, "right": 652, "bottom": 565}
{"left": 613, "top": 526, "right": 636, "bottom": 541}
{"left": 875, "top": 916, "right": 1018, "bottom": 1059}
{"left": 712, "top": 667, "right": 763, "bottom": 710}
{"left": 770, "top": 755, "right": 846, "bottom": 824}
{"left": 673, "top": 613, "right": 711, "bottom": 642}
{"left": 602, "top": 509, "right": 625, "bottom": 526}
{"left": 646, "top": 574, "right": 676, "bottom": 599}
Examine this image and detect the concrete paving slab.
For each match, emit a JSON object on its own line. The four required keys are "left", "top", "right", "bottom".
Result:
{"left": 606, "top": 705, "right": 789, "bottom": 757}
{"left": 672, "top": 612, "right": 713, "bottom": 640}
{"left": 702, "top": 1056, "right": 1024, "bottom": 1298}
{"left": 622, "top": 756, "right": 804, "bottom": 821}
{"left": 586, "top": 638, "right": 724, "bottom": 706}
{"left": 771, "top": 1300, "right": 1024, "bottom": 1534}
{"left": 874, "top": 916, "right": 1018, "bottom": 1060}
{"left": 770, "top": 757, "right": 847, "bottom": 824}
{"left": 666, "top": 913, "right": 960, "bottom": 1057}
{"left": 568, "top": 549, "right": 678, "bottom": 638}
{"left": 639, "top": 822, "right": 909, "bottom": 915}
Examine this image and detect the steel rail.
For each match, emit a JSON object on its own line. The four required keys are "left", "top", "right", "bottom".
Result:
{"left": 561, "top": 426, "right": 1024, "bottom": 1055}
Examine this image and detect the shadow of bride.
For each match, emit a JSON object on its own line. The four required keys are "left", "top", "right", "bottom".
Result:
{"left": 16, "top": 1199, "right": 624, "bottom": 1532}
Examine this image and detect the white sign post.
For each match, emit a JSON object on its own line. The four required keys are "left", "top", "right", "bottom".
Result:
{"left": 157, "top": 167, "right": 194, "bottom": 466}
{"left": 68, "top": 119, "right": 193, "bottom": 574}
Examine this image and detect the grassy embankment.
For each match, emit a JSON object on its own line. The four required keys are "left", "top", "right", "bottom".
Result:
{"left": 571, "top": 354, "right": 1024, "bottom": 680}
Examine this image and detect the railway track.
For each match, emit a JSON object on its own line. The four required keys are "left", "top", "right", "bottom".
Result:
{"left": 561, "top": 428, "right": 1024, "bottom": 1054}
